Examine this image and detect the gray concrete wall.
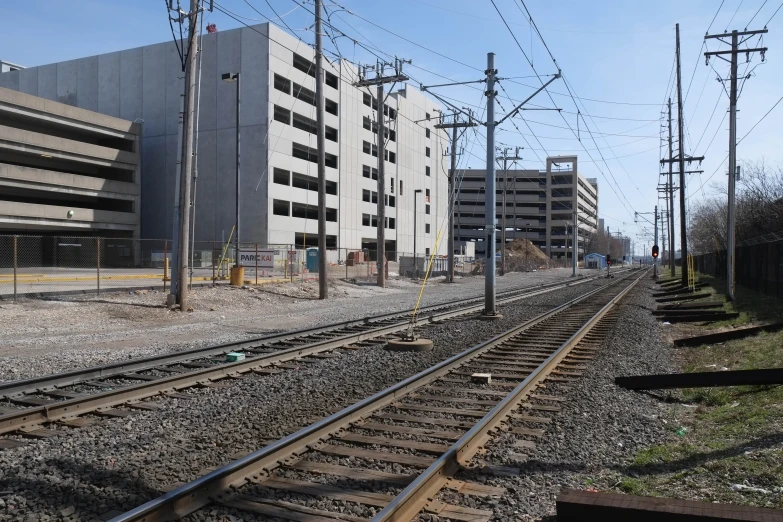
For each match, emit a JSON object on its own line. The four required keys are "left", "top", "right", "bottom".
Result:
{"left": 0, "top": 25, "right": 270, "bottom": 243}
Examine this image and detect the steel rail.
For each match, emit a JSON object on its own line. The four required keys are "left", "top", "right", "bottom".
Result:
{"left": 0, "top": 273, "right": 614, "bottom": 399}
{"left": 107, "top": 271, "right": 640, "bottom": 522}
{"left": 0, "top": 272, "right": 626, "bottom": 436}
{"left": 374, "top": 271, "right": 644, "bottom": 522}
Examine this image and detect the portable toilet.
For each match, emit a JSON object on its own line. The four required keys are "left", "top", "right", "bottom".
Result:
{"left": 306, "top": 248, "right": 319, "bottom": 272}
{"left": 584, "top": 253, "right": 606, "bottom": 269}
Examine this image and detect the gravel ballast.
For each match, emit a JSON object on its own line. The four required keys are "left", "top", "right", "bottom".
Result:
{"left": 0, "top": 269, "right": 585, "bottom": 383}
{"left": 0, "top": 274, "right": 619, "bottom": 522}
{"left": 447, "top": 277, "right": 675, "bottom": 521}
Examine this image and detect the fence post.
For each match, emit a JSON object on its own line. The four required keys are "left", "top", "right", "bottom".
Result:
{"left": 255, "top": 243, "right": 258, "bottom": 285}
{"left": 96, "top": 237, "right": 101, "bottom": 296}
{"left": 163, "top": 240, "right": 168, "bottom": 292}
{"left": 13, "top": 235, "right": 17, "bottom": 301}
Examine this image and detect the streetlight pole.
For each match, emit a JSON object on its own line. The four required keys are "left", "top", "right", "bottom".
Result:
{"left": 222, "top": 72, "right": 241, "bottom": 275}
{"left": 413, "top": 189, "right": 422, "bottom": 278}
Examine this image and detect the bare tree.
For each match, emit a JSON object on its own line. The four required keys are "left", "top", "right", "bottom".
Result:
{"left": 689, "top": 159, "right": 783, "bottom": 253}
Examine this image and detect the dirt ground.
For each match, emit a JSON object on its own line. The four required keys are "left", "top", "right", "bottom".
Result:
{"left": 0, "top": 270, "right": 585, "bottom": 380}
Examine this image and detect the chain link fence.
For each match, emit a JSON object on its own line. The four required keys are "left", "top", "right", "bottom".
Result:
{"left": 0, "top": 235, "right": 579, "bottom": 299}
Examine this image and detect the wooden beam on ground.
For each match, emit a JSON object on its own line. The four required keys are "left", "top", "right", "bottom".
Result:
{"left": 660, "top": 312, "right": 739, "bottom": 323}
{"left": 673, "top": 322, "right": 783, "bottom": 347}
{"left": 656, "top": 293, "right": 711, "bottom": 303}
{"left": 556, "top": 489, "right": 783, "bottom": 521}
{"left": 657, "top": 302, "right": 724, "bottom": 310}
{"left": 615, "top": 368, "right": 783, "bottom": 390}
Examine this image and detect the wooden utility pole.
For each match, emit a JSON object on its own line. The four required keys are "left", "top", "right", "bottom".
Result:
{"left": 175, "top": 0, "right": 200, "bottom": 310}
{"left": 435, "top": 110, "right": 476, "bottom": 283}
{"left": 355, "top": 59, "right": 409, "bottom": 288}
{"left": 705, "top": 28, "right": 768, "bottom": 301}
{"left": 315, "top": 0, "right": 328, "bottom": 299}
{"left": 675, "top": 23, "right": 687, "bottom": 287}
{"left": 660, "top": 25, "right": 704, "bottom": 286}
{"left": 667, "top": 98, "right": 675, "bottom": 277}
{"left": 496, "top": 147, "right": 523, "bottom": 276}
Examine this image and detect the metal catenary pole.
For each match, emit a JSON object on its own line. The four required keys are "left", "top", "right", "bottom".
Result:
{"left": 484, "top": 52, "right": 498, "bottom": 315}
{"left": 315, "top": 0, "right": 328, "bottom": 299}
{"left": 449, "top": 123, "right": 457, "bottom": 282}
{"left": 420, "top": 54, "right": 556, "bottom": 312}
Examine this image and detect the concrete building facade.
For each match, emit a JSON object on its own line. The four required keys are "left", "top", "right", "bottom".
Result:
{"left": 454, "top": 156, "right": 599, "bottom": 260}
{"left": 0, "top": 23, "right": 448, "bottom": 257}
{"left": 0, "top": 86, "right": 140, "bottom": 238}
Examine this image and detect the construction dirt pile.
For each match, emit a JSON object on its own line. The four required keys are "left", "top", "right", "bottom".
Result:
{"left": 470, "top": 239, "right": 554, "bottom": 274}
{"left": 505, "top": 238, "right": 553, "bottom": 271}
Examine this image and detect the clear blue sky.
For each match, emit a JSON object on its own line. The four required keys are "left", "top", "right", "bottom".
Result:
{"left": 2, "top": 0, "right": 781, "bottom": 252}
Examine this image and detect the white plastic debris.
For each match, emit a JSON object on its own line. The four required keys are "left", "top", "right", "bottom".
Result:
{"left": 731, "top": 484, "right": 770, "bottom": 494}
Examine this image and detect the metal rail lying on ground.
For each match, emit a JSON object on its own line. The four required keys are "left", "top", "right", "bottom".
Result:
{"left": 108, "top": 270, "right": 644, "bottom": 522}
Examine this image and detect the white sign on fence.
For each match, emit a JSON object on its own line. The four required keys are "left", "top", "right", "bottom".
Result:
{"left": 239, "top": 249, "right": 275, "bottom": 268}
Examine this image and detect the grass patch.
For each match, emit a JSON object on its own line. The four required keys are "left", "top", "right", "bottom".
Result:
{"left": 614, "top": 289, "right": 783, "bottom": 506}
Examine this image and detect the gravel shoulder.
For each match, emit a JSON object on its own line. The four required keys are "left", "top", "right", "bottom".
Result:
{"left": 0, "top": 273, "right": 608, "bottom": 522}
{"left": 0, "top": 269, "right": 584, "bottom": 383}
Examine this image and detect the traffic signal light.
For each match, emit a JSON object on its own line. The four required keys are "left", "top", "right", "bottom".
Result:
{"left": 606, "top": 254, "right": 611, "bottom": 266}
{"left": 652, "top": 245, "right": 659, "bottom": 258}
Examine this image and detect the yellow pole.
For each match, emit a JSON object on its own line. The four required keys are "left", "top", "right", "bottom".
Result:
{"left": 409, "top": 231, "right": 444, "bottom": 334}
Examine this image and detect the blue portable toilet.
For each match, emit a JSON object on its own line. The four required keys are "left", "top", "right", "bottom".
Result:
{"left": 584, "top": 253, "right": 606, "bottom": 269}
{"left": 306, "top": 248, "right": 319, "bottom": 272}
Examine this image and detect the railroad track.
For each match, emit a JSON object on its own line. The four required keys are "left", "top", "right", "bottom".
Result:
{"left": 0, "top": 270, "right": 629, "bottom": 445}
{"left": 110, "top": 269, "right": 644, "bottom": 522}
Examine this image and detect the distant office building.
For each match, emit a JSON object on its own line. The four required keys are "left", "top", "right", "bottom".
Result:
{"left": 454, "top": 156, "right": 598, "bottom": 260}
{"left": 598, "top": 218, "right": 605, "bottom": 234}
{"left": 0, "top": 24, "right": 448, "bottom": 257}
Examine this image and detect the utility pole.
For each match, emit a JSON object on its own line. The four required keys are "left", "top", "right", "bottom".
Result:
{"left": 421, "top": 52, "right": 558, "bottom": 317}
{"left": 166, "top": 0, "right": 200, "bottom": 310}
{"left": 675, "top": 23, "right": 687, "bottom": 288}
{"left": 356, "top": 59, "right": 409, "bottom": 288}
{"left": 654, "top": 205, "right": 658, "bottom": 279}
{"left": 661, "top": 208, "right": 667, "bottom": 269}
{"left": 667, "top": 98, "right": 675, "bottom": 277}
{"left": 660, "top": 25, "right": 705, "bottom": 287}
{"left": 435, "top": 110, "right": 476, "bottom": 283}
{"left": 572, "top": 208, "right": 578, "bottom": 276}
{"left": 496, "top": 147, "right": 523, "bottom": 276}
{"left": 705, "top": 28, "right": 768, "bottom": 301}
{"left": 484, "top": 53, "right": 498, "bottom": 314}
{"left": 315, "top": 0, "right": 327, "bottom": 299}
